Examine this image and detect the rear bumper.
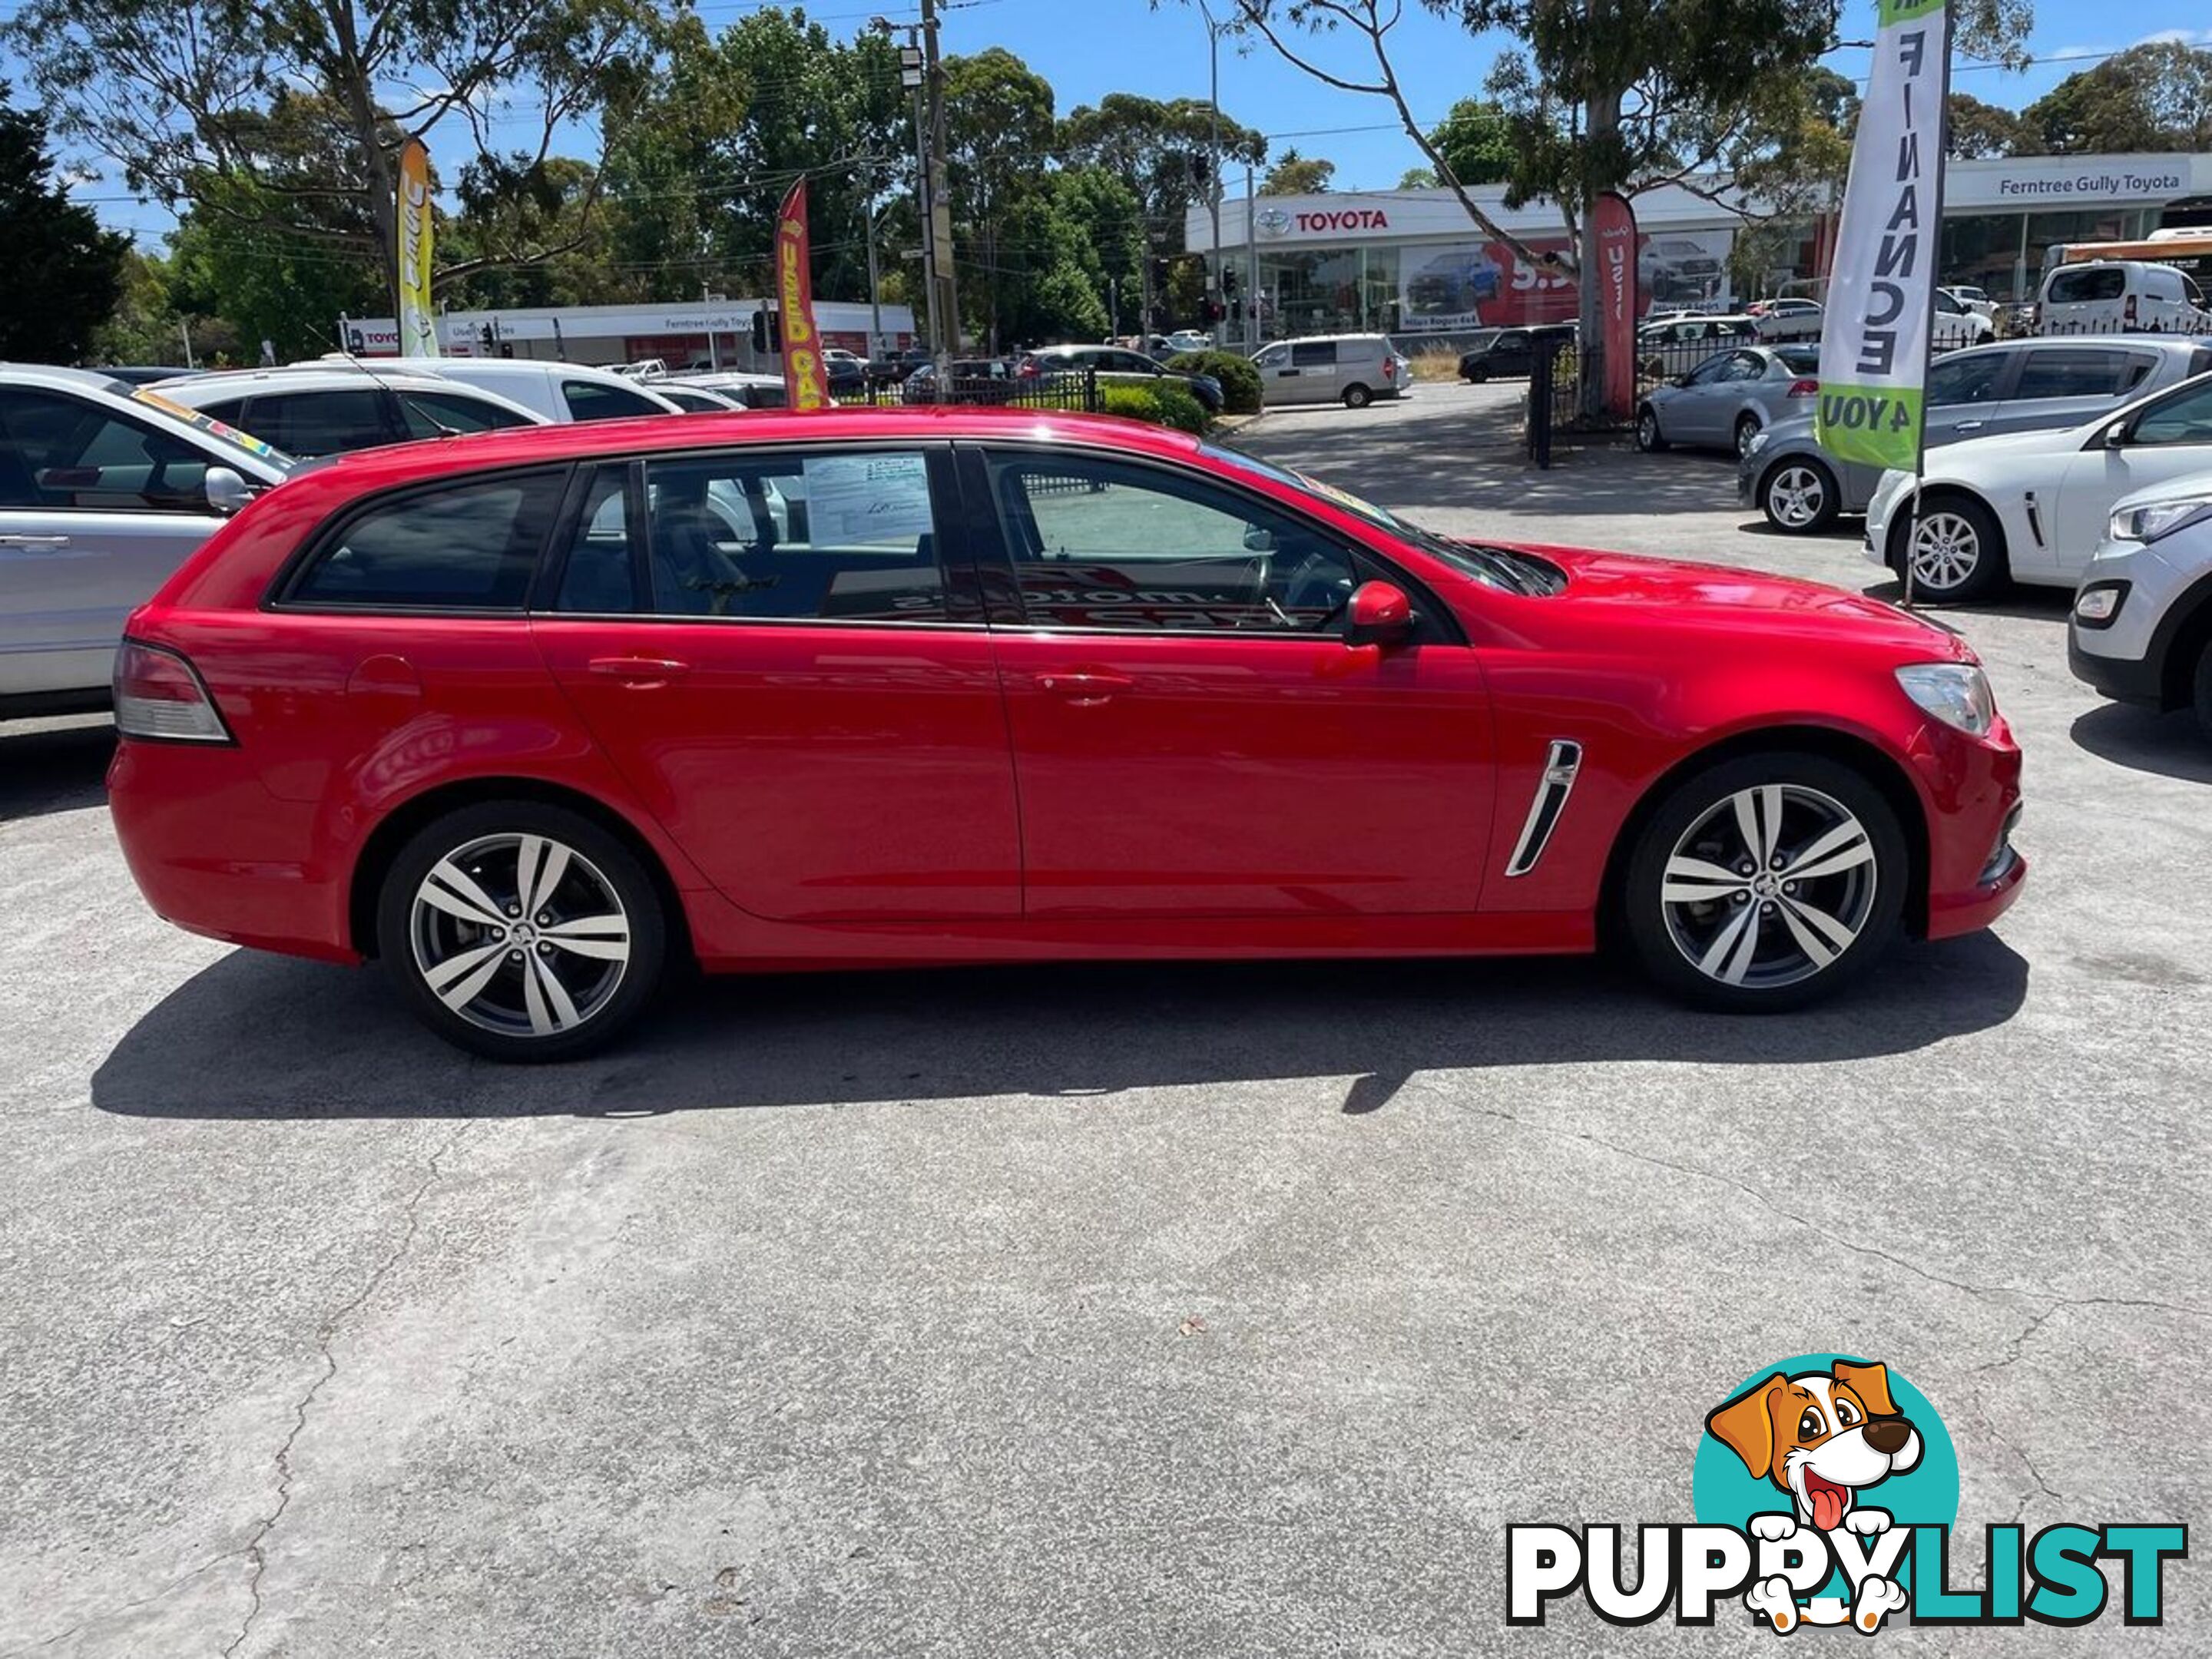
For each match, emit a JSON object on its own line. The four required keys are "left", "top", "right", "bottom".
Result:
{"left": 108, "top": 741, "right": 359, "bottom": 964}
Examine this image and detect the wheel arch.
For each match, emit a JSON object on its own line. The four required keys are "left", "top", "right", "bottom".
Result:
{"left": 1597, "top": 724, "right": 1932, "bottom": 947}
{"left": 347, "top": 777, "right": 695, "bottom": 965}
{"left": 1882, "top": 481, "right": 2007, "bottom": 572}
{"left": 2151, "top": 568, "right": 2212, "bottom": 711}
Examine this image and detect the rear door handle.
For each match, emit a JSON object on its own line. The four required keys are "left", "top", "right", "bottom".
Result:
{"left": 1035, "top": 670, "right": 1132, "bottom": 704}
{"left": 1952, "top": 419, "right": 1985, "bottom": 433}
{"left": 0, "top": 535, "right": 71, "bottom": 549}
{"left": 588, "top": 656, "right": 691, "bottom": 684}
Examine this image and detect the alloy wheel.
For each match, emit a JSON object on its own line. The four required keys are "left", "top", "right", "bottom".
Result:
{"left": 1736, "top": 418, "right": 1760, "bottom": 458}
{"left": 1766, "top": 465, "right": 1827, "bottom": 528}
{"left": 1907, "top": 511, "right": 1981, "bottom": 592}
{"left": 1659, "top": 784, "right": 1878, "bottom": 990}
{"left": 409, "top": 832, "right": 632, "bottom": 1038}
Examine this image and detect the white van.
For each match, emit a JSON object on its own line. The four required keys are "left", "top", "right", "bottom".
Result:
{"left": 1250, "top": 334, "right": 1409, "bottom": 409}
{"left": 2037, "top": 260, "right": 2212, "bottom": 335}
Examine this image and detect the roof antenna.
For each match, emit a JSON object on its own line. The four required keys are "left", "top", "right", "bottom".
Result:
{"left": 326, "top": 319, "right": 465, "bottom": 439}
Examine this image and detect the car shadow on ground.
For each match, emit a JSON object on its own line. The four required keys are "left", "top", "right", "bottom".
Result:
{"left": 0, "top": 720, "right": 114, "bottom": 823}
{"left": 92, "top": 933, "right": 2029, "bottom": 1121}
{"left": 2070, "top": 702, "right": 2212, "bottom": 783}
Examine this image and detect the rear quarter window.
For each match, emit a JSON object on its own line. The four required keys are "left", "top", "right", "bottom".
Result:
{"left": 284, "top": 469, "right": 568, "bottom": 611}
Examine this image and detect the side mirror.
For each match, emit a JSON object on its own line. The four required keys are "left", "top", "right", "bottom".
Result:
{"left": 2102, "top": 419, "right": 2129, "bottom": 449}
{"left": 1243, "top": 525, "right": 1277, "bottom": 553}
{"left": 1344, "top": 579, "right": 1414, "bottom": 647}
{"left": 204, "top": 465, "right": 254, "bottom": 517}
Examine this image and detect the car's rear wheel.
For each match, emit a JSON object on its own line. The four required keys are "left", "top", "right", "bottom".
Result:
{"left": 1734, "top": 413, "right": 1762, "bottom": 459}
{"left": 2193, "top": 639, "right": 2212, "bottom": 741}
{"left": 1893, "top": 495, "right": 2007, "bottom": 603}
{"left": 1760, "top": 459, "right": 1839, "bottom": 533}
{"left": 1636, "top": 406, "right": 1667, "bottom": 452}
{"left": 377, "top": 802, "right": 667, "bottom": 1061}
{"left": 1465, "top": 366, "right": 1488, "bottom": 383}
{"left": 1342, "top": 382, "right": 1373, "bottom": 409}
{"left": 1623, "top": 753, "right": 1906, "bottom": 1012}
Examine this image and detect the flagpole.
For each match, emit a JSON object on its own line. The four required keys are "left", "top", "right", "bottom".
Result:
{"left": 1904, "top": 0, "right": 1957, "bottom": 611}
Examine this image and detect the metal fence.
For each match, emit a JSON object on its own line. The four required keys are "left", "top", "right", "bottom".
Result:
{"left": 843, "top": 368, "right": 1103, "bottom": 412}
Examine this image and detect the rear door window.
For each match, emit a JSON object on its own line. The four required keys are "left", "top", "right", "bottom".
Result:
{"left": 286, "top": 469, "right": 568, "bottom": 610}
{"left": 639, "top": 448, "right": 948, "bottom": 621}
{"left": 561, "top": 379, "right": 668, "bottom": 422}
{"left": 2012, "top": 348, "right": 2141, "bottom": 401}
{"left": 235, "top": 389, "right": 395, "bottom": 456}
{"left": 1290, "top": 342, "right": 1338, "bottom": 368}
{"left": 2047, "top": 267, "right": 2127, "bottom": 304}
{"left": 398, "top": 388, "right": 539, "bottom": 437}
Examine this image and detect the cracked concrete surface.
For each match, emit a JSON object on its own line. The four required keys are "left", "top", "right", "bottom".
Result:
{"left": 0, "top": 382, "right": 2204, "bottom": 1654}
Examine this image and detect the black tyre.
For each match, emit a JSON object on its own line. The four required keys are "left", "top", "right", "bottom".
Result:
{"left": 1621, "top": 752, "right": 1907, "bottom": 1013}
{"left": 1636, "top": 406, "right": 1668, "bottom": 452}
{"left": 1890, "top": 493, "right": 2008, "bottom": 604}
{"left": 1735, "top": 413, "right": 1762, "bottom": 459}
{"left": 1759, "top": 457, "right": 1840, "bottom": 534}
{"left": 1343, "top": 382, "right": 1373, "bottom": 409}
{"left": 376, "top": 800, "right": 669, "bottom": 1061}
{"left": 1465, "top": 366, "right": 1488, "bottom": 383}
{"left": 2193, "top": 639, "right": 2212, "bottom": 741}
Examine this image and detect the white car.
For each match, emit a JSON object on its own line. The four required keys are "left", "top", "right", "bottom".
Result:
{"left": 1941, "top": 286, "right": 1998, "bottom": 322}
{"left": 0, "top": 364, "right": 291, "bottom": 713}
{"left": 1164, "top": 329, "right": 1214, "bottom": 356}
{"left": 2068, "top": 472, "right": 2212, "bottom": 733}
{"left": 303, "top": 356, "right": 685, "bottom": 424}
{"left": 1932, "top": 288, "right": 1996, "bottom": 350}
{"left": 1865, "top": 369, "right": 2212, "bottom": 601}
{"left": 148, "top": 367, "right": 545, "bottom": 456}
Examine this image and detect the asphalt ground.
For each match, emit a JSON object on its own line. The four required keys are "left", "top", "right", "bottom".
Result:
{"left": 0, "top": 380, "right": 2204, "bottom": 1655}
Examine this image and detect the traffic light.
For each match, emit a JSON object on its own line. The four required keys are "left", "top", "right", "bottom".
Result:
{"left": 1204, "top": 298, "right": 1225, "bottom": 323}
{"left": 478, "top": 323, "right": 495, "bottom": 351}
{"left": 752, "top": 307, "right": 781, "bottom": 354}
{"left": 1222, "top": 266, "right": 1239, "bottom": 299}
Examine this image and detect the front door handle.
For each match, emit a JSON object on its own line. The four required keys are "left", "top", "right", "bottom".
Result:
{"left": 588, "top": 656, "right": 691, "bottom": 684}
{"left": 1952, "top": 419, "right": 1985, "bottom": 433}
{"left": 0, "top": 535, "right": 71, "bottom": 549}
{"left": 1035, "top": 670, "right": 1132, "bottom": 705}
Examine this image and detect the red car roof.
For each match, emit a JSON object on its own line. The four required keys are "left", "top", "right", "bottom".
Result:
{"left": 295, "top": 405, "right": 1207, "bottom": 497}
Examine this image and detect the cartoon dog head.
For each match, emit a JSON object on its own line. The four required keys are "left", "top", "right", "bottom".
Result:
{"left": 1706, "top": 1359, "right": 1922, "bottom": 1532}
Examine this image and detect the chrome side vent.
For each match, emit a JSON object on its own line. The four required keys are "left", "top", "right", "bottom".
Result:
{"left": 1505, "top": 740, "right": 1583, "bottom": 878}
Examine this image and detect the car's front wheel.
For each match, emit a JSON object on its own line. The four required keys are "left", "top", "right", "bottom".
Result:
{"left": 1622, "top": 753, "right": 1906, "bottom": 1012}
{"left": 1636, "top": 406, "right": 1667, "bottom": 452}
{"left": 376, "top": 801, "right": 668, "bottom": 1061}
{"left": 1760, "top": 459, "right": 1839, "bottom": 533}
{"left": 1893, "top": 494, "right": 2007, "bottom": 603}
{"left": 1465, "top": 365, "right": 1488, "bottom": 383}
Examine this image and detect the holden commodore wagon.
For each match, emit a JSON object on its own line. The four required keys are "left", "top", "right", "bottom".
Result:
{"left": 108, "top": 409, "right": 2025, "bottom": 1059}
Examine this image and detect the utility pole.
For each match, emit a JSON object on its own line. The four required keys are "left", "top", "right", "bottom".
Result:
{"left": 892, "top": 25, "right": 942, "bottom": 390}
{"left": 921, "top": 0, "right": 960, "bottom": 393}
{"left": 1200, "top": 0, "right": 1224, "bottom": 348}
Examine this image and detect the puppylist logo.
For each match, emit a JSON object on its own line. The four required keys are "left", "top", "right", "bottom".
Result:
{"left": 1508, "top": 1354, "right": 2187, "bottom": 1634}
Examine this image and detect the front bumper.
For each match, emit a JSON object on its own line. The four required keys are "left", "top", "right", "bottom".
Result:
{"left": 2068, "top": 629, "right": 2164, "bottom": 705}
{"left": 1915, "top": 712, "right": 2027, "bottom": 942}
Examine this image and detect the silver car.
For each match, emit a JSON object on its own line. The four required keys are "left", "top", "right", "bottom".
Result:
{"left": 1636, "top": 344, "right": 1820, "bottom": 457}
{"left": 0, "top": 364, "right": 292, "bottom": 716}
{"left": 1738, "top": 336, "right": 2212, "bottom": 533}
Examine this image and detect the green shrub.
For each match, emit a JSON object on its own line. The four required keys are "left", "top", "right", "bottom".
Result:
{"left": 1100, "top": 380, "right": 1210, "bottom": 435}
{"left": 1167, "top": 348, "right": 1261, "bottom": 415}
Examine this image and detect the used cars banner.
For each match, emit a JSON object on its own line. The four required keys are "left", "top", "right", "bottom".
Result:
{"left": 1815, "top": 0, "right": 1953, "bottom": 470}
{"left": 396, "top": 137, "right": 439, "bottom": 359}
{"left": 776, "top": 180, "right": 833, "bottom": 412}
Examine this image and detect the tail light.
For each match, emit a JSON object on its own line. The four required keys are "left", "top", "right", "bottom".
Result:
{"left": 1787, "top": 377, "right": 1818, "bottom": 398}
{"left": 2125, "top": 294, "right": 2138, "bottom": 325}
{"left": 113, "top": 639, "right": 232, "bottom": 744}
{"left": 1383, "top": 356, "right": 1397, "bottom": 380}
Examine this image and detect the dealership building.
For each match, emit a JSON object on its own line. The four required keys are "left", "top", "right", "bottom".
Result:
{"left": 341, "top": 297, "right": 919, "bottom": 369}
{"left": 1189, "top": 152, "right": 2212, "bottom": 340}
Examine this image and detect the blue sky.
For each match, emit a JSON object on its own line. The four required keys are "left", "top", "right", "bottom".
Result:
{"left": 21, "top": 0, "right": 2212, "bottom": 245}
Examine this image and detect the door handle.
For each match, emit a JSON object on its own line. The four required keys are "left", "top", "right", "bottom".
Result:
{"left": 0, "top": 535, "right": 71, "bottom": 549}
{"left": 1035, "top": 670, "right": 1132, "bottom": 704}
{"left": 588, "top": 656, "right": 691, "bottom": 684}
{"left": 1952, "top": 419, "right": 1985, "bottom": 433}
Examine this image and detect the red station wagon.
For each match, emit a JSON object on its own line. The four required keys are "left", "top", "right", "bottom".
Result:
{"left": 108, "top": 409, "right": 2025, "bottom": 1059}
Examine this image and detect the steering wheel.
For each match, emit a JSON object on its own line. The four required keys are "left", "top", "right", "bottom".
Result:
{"left": 1270, "top": 550, "right": 1354, "bottom": 630}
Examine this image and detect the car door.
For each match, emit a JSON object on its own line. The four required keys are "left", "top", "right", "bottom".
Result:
{"left": 1666, "top": 351, "right": 1739, "bottom": 442}
{"left": 229, "top": 387, "right": 401, "bottom": 457}
{"left": 1922, "top": 350, "right": 2011, "bottom": 445}
{"left": 2048, "top": 376, "right": 2212, "bottom": 575}
{"left": 0, "top": 387, "right": 232, "bottom": 702}
{"left": 531, "top": 442, "right": 1022, "bottom": 921}
{"left": 964, "top": 443, "right": 1495, "bottom": 919}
